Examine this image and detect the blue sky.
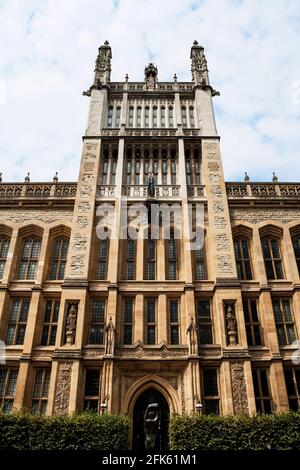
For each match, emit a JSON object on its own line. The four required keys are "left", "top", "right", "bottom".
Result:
{"left": 0, "top": 0, "right": 300, "bottom": 182}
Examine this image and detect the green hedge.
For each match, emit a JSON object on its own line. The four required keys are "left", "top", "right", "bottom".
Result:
{"left": 169, "top": 412, "right": 300, "bottom": 450}
{"left": 0, "top": 411, "right": 128, "bottom": 450}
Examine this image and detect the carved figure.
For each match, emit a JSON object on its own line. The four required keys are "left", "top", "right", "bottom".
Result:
{"left": 144, "top": 403, "right": 160, "bottom": 450}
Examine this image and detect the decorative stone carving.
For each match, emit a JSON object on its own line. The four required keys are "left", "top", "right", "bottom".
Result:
{"left": 210, "top": 184, "right": 222, "bottom": 198}
{"left": 83, "top": 162, "right": 95, "bottom": 171}
{"left": 203, "top": 141, "right": 217, "bottom": 152}
{"left": 144, "top": 63, "right": 158, "bottom": 90}
{"left": 65, "top": 303, "right": 78, "bottom": 345}
{"left": 208, "top": 162, "right": 220, "bottom": 171}
{"left": 73, "top": 234, "right": 87, "bottom": 252}
{"left": 208, "top": 173, "right": 221, "bottom": 183}
{"left": 231, "top": 363, "right": 249, "bottom": 414}
{"left": 215, "top": 233, "right": 230, "bottom": 251}
{"left": 70, "top": 255, "right": 84, "bottom": 275}
{"left": 105, "top": 316, "right": 115, "bottom": 356}
{"left": 213, "top": 201, "right": 224, "bottom": 213}
{"left": 76, "top": 216, "right": 88, "bottom": 228}
{"left": 214, "top": 215, "right": 226, "bottom": 228}
{"left": 186, "top": 317, "right": 198, "bottom": 355}
{"left": 224, "top": 301, "right": 237, "bottom": 346}
{"left": 94, "top": 41, "right": 112, "bottom": 87}
{"left": 217, "top": 255, "right": 233, "bottom": 274}
{"left": 190, "top": 40, "right": 209, "bottom": 87}
{"left": 0, "top": 209, "right": 73, "bottom": 223}
{"left": 78, "top": 201, "right": 90, "bottom": 213}
{"left": 54, "top": 362, "right": 72, "bottom": 415}
{"left": 80, "top": 185, "right": 92, "bottom": 197}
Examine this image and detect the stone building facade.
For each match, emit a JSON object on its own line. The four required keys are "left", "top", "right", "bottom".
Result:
{"left": 0, "top": 41, "right": 300, "bottom": 446}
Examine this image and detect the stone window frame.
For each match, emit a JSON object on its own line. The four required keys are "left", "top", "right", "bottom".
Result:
{"left": 0, "top": 225, "right": 12, "bottom": 280}
{"left": 144, "top": 227, "right": 156, "bottom": 281}
{"left": 123, "top": 296, "right": 134, "bottom": 345}
{"left": 83, "top": 368, "right": 101, "bottom": 413}
{"left": 144, "top": 297, "right": 157, "bottom": 345}
{"left": 87, "top": 298, "right": 107, "bottom": 345}
{"left": 201, "top": 367, "right": 220, "bottom": 415}
{"left": 164, "top": 227, "right": 179, "bottom": 281}
{"left": 284, "top": 366, "right": 300, "bottom": 411}
{"left": 232, "top": 225, "right": 253, "bottom": 281}
{"left": 31, "top": 368, "right": 51, "bottom": 415}
{"left": 0, "top": 367, "right": 19, "bottom": 413}
{"left": 6, "top": 296, "right": 30, "bottom": 346}
{"left": 40, "top": 298, "right": 60, "bottom": 346}
{"left": 97, "top": 237, "right": 110, "bottom": 281}
{"left": 259, "top": 225, "right": 285, "bottom": 280}
{"left": 107, "top": 105, "right": 113, "bottom": 128}
{"left": 17, "top": 237, "right": 42, "bottom": 281}
{"left": 290, "top": 225, "right": 300, "bottom": 277}
{"left": 252, "top": 366, "right": 273, "bottom": 414}
{"left": 196, "top": 298, "right": 214, "bottom": 345}
{"left": 168, "top": 297, "right": 180, "bottom": 345}
{"left": 242, "top": 297, "right": 262, "bottom": 347}
{"left": 271, "top": 297, "right": 297, "bottom": 347}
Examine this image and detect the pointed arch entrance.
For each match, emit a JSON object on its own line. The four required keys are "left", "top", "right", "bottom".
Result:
{"left": 132, "top": 387, "right": 169, "bottom": 450}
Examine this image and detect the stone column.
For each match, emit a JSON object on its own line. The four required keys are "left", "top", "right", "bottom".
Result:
{"left": 157, "top": 294, "right": 167, "bottom": 343}
{"left": 134, "top": 294, "right": 144, "bottom": 343}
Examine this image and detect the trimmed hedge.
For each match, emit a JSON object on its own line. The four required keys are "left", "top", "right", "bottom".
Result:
{"left": 169, "top": 412, "right": 300, "bottom": 450}
{"left": 0, "top": 411, "right": 128, "bottom": 450}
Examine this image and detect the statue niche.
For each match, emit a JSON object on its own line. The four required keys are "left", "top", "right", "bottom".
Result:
{"left": 144, "top": 403, "right": 160, "bottom": 450}
{"left": 65, "top": 302, "right": 78, "bottom": 345}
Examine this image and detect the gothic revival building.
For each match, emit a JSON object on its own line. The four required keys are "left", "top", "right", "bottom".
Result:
{"left": 0, "top": 41, "right": 300, "bottom": 448}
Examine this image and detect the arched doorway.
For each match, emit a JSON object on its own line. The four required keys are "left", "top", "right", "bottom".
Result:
{"left": 132, "top": 387, "right": 169, "bottom": 450}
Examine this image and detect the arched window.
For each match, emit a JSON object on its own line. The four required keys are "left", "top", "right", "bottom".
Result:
{"left": 115, "top": 107, "right": 121, "bottom": 127}
{"left": 49, "top": 238, "right": 69, "bottom": 280}
{"left": 261, "top": 236, "right": 284, "bottom": 279}
{"left": 0, "top": 237, "right": 10, "bottom": 279}
{"left": 18, "top": 238, "right": 41, "bottom": 280}
{"left": 181, "top": 107, "right": 187, "bottom": 127}
{"left": 234, "top": 239, "right": 252, "bottom": 280}
{"left": 168, "top": 107, "right": 174, "bottom": 128}
{"left": 144, "top": 106, "right": 149, "bottom": 127}
{"left": 291, "top": 232, "right": 300, "bottom": 275}
{"left": 128, "top": 107, "right": 134, "bottom": 128}
{"left": 161, "top": 106, "right": 165, "bottom": 128}
{"left": 153, "top": 106, "right": 157, "bottom": 128}
{"left": 189, "top": 107, "right": 195, "bottom": 128}
{"left": 136, "top": 106, "right": 142, "bottom": 128}
{"left": 107, "top": 106, "right": 113, "bottom": 128}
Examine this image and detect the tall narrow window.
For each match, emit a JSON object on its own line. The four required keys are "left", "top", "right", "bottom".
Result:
{"left": 115, "top": 107, "right": 121, "bottom": 127}
{"left": 252, "top": 367, "right": 272, "bottom": 413}
{"left": 196, "top": 300, "right": 213, "bottom": 344}
{"left": 284, "top": 367, "right": 300, "bottom": 411}
{"left": 145, "top": 238, "right": 156, "bottom": 280}
{"left": 166, "top": 237, "right": 178, "bottom": 280}
{"left": 6, "top": 298, "right": 30, "bottom": 345}
{"left": 292, "top": 235, "right": 300, "bottom": 275}
{"left": 194, "top": 160, "right": 201, "bottom": 184}
{"left": 168, "top": 107, "right": 173, "bottom": 127}
{"left": 243, "top": 299, "right": 262, "bottom": 346}
{"left": 41, "top": 299, "right": 60, "bottom": 346}
{"left": 186, "top": 159, "right": 191, "bottom": 185}
{"left": 123, "top": 298, "right": 134, "bottom": 345}
{"left": 128, "top": 107, "right": 134, "bottom": 128}
{"left": 18, "top": 238, "right": 41, "bottom": 280}
{"left": 161, "top": 106, "right": 165, "bottom": 127}
{"left": 153, "top": 159, "right": 158, "bottom": 185}
{"left": 137, "top": 106, "right": 141, "bottom": 128}
{"left": 272, "top": 298, "right": 296, "bottom": 346}
{"left": 0, "top": 368, "right": 18, "bottom": 413}
{"left": 83, "top": 369, "right": 100, "bottom": 412}
{"left": 194, "top": 245, "right": 206, "bottom": 280}
{"left": 107, "top": 106, "right": 113, "bottom": 128}
{"left": 234, "top": 239, "right": 252, "bottom": 280}
{"left": 135, "top": 160, "right": 140, "bottom": 185}
{"left": 126, "top": 158, "right": 132, "bottom": 185}
{"left": 0, "top": 237, "right": 10, "bottom": 279}
{"left": 145, "top": 106, "right": 149, "bottom": 127}
{"left": 49, "top": 238, "right": 69, "bottom": 280}
{"left": 261, "top": 237, "right": 284, "bottom": 279}
{"left": 89, "top": 299, "right": 106, "bottom": 344}
{"left": 169, "top": 299, "right": 179, "bottom": 345}
{"left": 101, "top": 157, "right": 108, "bottom": 185}
{"left": 31, "top": 369, "right": 50, "bottom": 415}
{"left": 202, "top": 368, "right": 220, "bottom": 415}
{"left": 162, "top": 159, "right": 167, "bottom": 185}
{"left": 171, "top": 149, "right": 176, "bottom": 184}
{"left": 189, "top": 107, "right": 195, "bottom": 127}
{"left": 125, "top": 239, "right": 136, "bottom": 280}
{"left": 181, "top": 107, "right": 187, "bottom": 127}
{"left": 98, "top": 238, "right": 109, "bottom": 280}
{"left": 145, "top": 298, "right": 156, "bottom": 345}
{"left": 144, "top": 158, "right": 149, "bottom": 184}
{"left": 153, "top": 106, "right": 157, "bottom": 128}
{"left": 111, "top": 158, "right": 117, "bottom": 185}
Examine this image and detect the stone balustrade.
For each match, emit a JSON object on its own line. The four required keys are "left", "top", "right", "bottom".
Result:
{"left": 0, "top": 182, "right": 77, "bottom": 200}
{"left": 122, "top": 185, "right": 181, "bottom": 198}
{"left": 226, "top": 182, "right": 300, "bottom": 198}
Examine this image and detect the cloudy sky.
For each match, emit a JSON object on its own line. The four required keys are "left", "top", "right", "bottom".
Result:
{"left": 1, "top": 0, "right": 300, "bottom": 182}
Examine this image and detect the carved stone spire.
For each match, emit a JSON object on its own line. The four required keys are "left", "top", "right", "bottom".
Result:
{"left": 190, "top": 40, "right": 210, "bottom": 87}
{"left": 94, "top": 40, "right": 112, "bottom": 88}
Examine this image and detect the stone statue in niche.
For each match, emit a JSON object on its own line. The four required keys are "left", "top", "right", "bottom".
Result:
{"left": 144, "top": 403, "right": 160, "bottom": 450}
{"left": 147, "top": 170, "right": 155, "bottom": 198}
{"left": 105, "top": 316, "right": 115, "bottom": 355}
{"left": 225, "top": 302, "right": 237, "bottom": 346}
{"left": 186, "top": 317, "right": 198, "bottom": 355}
{"left": 66, "top": 303, "right": 78, "bottom": 345}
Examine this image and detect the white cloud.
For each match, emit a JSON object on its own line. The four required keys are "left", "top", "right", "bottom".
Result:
{"left": 0, "top": 0, "right": 300, "bottom": 181}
